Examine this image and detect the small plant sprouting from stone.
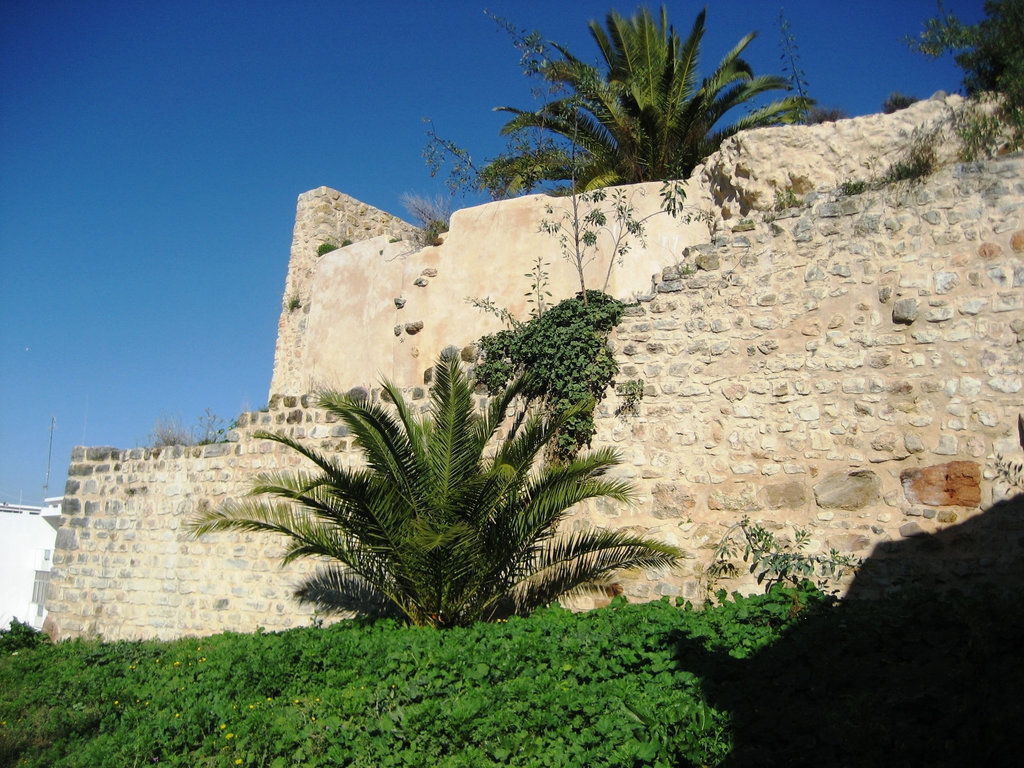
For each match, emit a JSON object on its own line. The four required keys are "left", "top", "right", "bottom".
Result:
{"left": 839, "top": 179, "right": 867, "bottom": 196}
{"left": 615, "top": 379, "right": 645, "bottom": 417}
{"left": 341, "top": 239, "right": 353, "bottom": 247}
{"left": 540, "top": 182, "right": 687, "bottom": 302}
{"left": 708, "top": 517, "right": 860, "bottom": 596}
{"left": 881, "top": 125, "right": 940, "bottom": 184}
{"left": 953, "top": 99, "right": 1023, "bottom": 161}
{"left": 287, "top": 295, "right": 301, "bottom": 312}
{"left": 148, "top": 409, "right": 231, "bottom": 448}
{"left": 317, "top": 242, "right": 340, "bottom": 256}
{"left": 773, "top": 187, "right": 802, "bottom": 211}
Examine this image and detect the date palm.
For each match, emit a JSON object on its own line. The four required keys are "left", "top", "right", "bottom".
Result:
{"left": 491, "top": 6, "right": 808, "bottom": 192}
{"left": 190, "top": 351, "right": 680, "bottom": 628}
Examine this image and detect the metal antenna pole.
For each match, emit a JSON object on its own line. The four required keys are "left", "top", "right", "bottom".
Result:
{"left": 43, "top": 416, "right": 56, "bottom": 496}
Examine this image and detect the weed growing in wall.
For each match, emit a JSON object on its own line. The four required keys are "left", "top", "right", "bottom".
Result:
{"left": 147, "top": 409, "right": 231, "bottom": 447}
{"left": 881, "top": 125, "right": 940, "bottom": 184}
{"left": 707, "top": 517, "right": 860, "bottom": 597}
{"left": 400, "top": 192, "right": 451, "bottom": 247}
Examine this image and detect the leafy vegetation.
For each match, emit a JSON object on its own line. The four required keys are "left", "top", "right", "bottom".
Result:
{"left": 910, "top": 0, "right": 1024, "bottom": 155}
{"left": 5, "top": 585, "right": 1021, "bottom": 767}
{"left": 614, "top": 378, "right": 645, "bottom": 417}
{"left": 316, "top": 242, "right": 339, "bottom": 256}
{"left": 838, "top": 179, "right": 868, "bottom": 196}
{"left": 487, "top": 7, "right": 806, "bottom": 193}
{"left": 772, "top": 186, "right": 803, "bottom": 211}
{"left": 803, "top": 104, "right": 848, "bottom": 124}
{"left": 0, "top": 619, "right": 47, "bottom": 655}
{"left": 476, "top": 291, "right": 624, "bottom": 462}
{"left": 190, "top": 351, "right": 679, "bottom": 627}
{"left": 707, "top": 518, "right": 860, "bottom": 596}
{"left": 909, "top": 0, "right": 1024, "bottom": 109}
{"left": 426, "top": 7, "right": 805, "bottom": 198}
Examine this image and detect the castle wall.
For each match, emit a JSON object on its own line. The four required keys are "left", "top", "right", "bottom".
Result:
{"left": 46, "top": 98, "right": 1024, "bottom": 640}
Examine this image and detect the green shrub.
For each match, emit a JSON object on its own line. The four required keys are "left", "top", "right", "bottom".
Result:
{"left": 6, "top": 588, "right": 1020, "bottom": 766}
{"left": 882, "top": 91, "right": 919, "bottom": 113}
{"left": 316, "top": 242, "right": 339, "bottom": 256}
{"left": 805, "top": 105, "right": 848, "bottom": 124}
{"left": 0, "top": 619, "right": 46, "bottom": 654}
{"left": 477, "top": 291, "right": 624, "bottom": 461}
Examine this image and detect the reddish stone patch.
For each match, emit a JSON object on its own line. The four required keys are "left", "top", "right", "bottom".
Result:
{"left": 900, "top": 461, "right": 981, "bottom": 507}
{"left": 978, "top": 242, "right": 1002, "bottom": 259}
{"left": 1011, "top": 230, "right": 1024, "bottom": 252}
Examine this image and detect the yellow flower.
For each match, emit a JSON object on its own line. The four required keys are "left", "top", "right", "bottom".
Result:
{"left": 113, "top": 701, "right": 119, "bottom": 706}
{"left": 235, "top": 761, "right": 243, "bottom": 765}
{"left": 220, "top": 724, "right": 227, "bottom": 730}
{"left": 226, "top": 733, "right": 234, "bottom": 740}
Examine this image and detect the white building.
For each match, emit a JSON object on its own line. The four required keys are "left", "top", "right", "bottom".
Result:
{"left": 0, "top": 498, "right": 62, "bottom": 630}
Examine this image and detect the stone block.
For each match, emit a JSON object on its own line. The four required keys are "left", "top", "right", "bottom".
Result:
{"left": 813, "top": 470, "right": 881, "bottom": 510}
{"left": 708, "top": 484, "right": 760, "bottom": 511}
{"left": 761, "top": 480, "right": 807, "bottom": 509}
{"left": 892, "top": 298, "right": 919, "bottom": 324}
{"left": 695, "top": 253, "right": 720, "bottom": 271}
{"left": 650, "top": 484, "right": 696, "bottom": 519}
{"left": 900, "top": 461, "right": 981, "bottom": 507}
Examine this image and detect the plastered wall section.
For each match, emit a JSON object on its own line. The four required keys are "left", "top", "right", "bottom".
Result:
{"left": 270, "top": 96, "right": 980, "bottom": 397}
{"left": 270, "top": 187, "right": 420, "bottom": 397}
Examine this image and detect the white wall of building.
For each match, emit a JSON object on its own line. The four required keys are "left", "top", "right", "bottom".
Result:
{"left": 0, "top": 499, "right": 61, "bottom": 630}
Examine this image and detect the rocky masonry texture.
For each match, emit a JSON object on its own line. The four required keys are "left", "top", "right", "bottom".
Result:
{"left": 47, "top": 100, "right": 1024, "bottom": 639}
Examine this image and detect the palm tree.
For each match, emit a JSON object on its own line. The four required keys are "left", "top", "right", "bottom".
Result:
{"left": 189, "top": 351, "right": 680, "bottom": 628}
{"left": 488, "top": 6, "right": 808, "bottom": 193}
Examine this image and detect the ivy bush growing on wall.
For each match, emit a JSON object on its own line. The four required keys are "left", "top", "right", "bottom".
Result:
{"left": 476, "top": 290, "right": 624, "bottom": 462}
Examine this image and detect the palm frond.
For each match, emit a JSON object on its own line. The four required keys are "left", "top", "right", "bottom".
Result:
{"left": 513, "top": 528, "right": 681, "bottom": 612}
{"left": 295, "top": 566, "right": 407, "bottom": 620}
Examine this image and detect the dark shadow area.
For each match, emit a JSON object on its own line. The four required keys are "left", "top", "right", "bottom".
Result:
{"left": 676, "top": 494, "right": 1024, "bottom": 767}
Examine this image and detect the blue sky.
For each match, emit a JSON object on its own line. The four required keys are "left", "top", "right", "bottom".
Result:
{"left": 1, "top": 0, "right": 983, "bottom": 506}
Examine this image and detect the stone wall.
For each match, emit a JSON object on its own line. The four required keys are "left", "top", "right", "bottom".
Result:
{"left": 45, "top": 397, "right": 386, "bottom": 640}
{"left": 47, "top": 100, "right": 1024, "bottom": 640}
{"left": 582, "top": 153, "right": 1024, "bottom": 601}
